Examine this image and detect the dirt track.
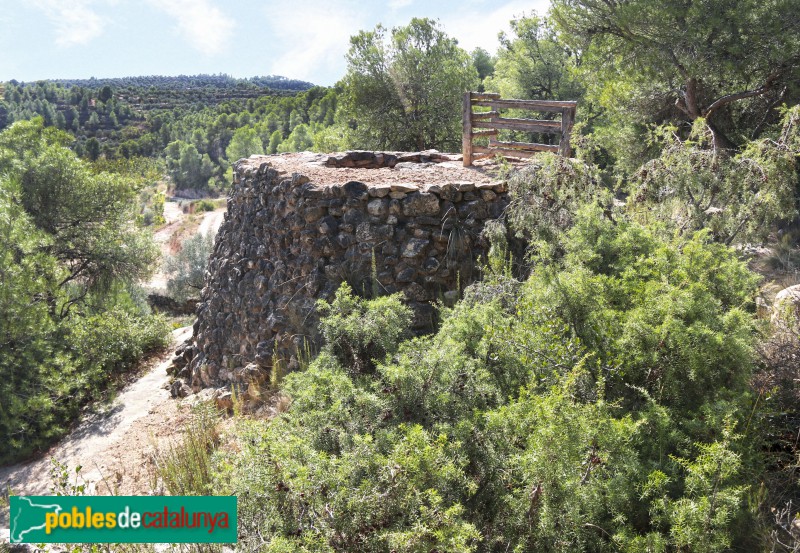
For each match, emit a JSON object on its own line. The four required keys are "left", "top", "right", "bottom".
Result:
{"left": 0, "top": 327, "right": 193, "bottom": 525}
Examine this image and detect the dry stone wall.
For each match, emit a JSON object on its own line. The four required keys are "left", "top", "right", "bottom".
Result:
{"left": 175, "top": 153, "right": 510, "bottom": 392}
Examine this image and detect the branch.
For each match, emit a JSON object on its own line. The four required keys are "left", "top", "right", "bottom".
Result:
{"left": 703, "top": 70, "right": 783, "bottom": 120}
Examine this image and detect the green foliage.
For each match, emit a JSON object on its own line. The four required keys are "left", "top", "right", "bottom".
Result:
{"left": 267, "top": 129, "right": 283, "bottom": 154}
{"left": 69, "top": 306, "right": 170, "bottom": 375}
{"left": 667, "top": 426, "right": 747, "bottom": 553}
{"left": 342, "top": 18, "right": 479, "bottom": 151}
{"left": 630, "top": 112, "right": 800, "bottom": 244}
{"left": 506, "top": 152, "right": 609, "bottom": 259}
{"left": 164, "top": 139, "right": 214, "bottom": 190}
{"left": 486, "top": 15, "right": 582, "bottom": 103}
{"left": 551, "top": 0, "right": 800, "bottom": 162}
{"left": 277, "top": 123, "right": 313, "bottom": 153}
{"left": 522, "top": 206, "right": 758, "bottom": 413}
{"left": 49, "top": 458, "right": 88, "bottom": 496}
{"left": 218, "top": 217, "right": 761, "bottom": 549}
{"left": 0, "top": 119, "right": 169, "bottom": 463}
{"left": 470, "top": 47, "right": 495, "bottom": 84}
{"left": 193, "top": 198, "right": 216, "bottom": 213}
{"left": 164, "top": 232, "right": 215, "bottom": 303}
{"left": 316, "top": 283, "right": 412, "bottom": 375}
{"left": 225, "top": 125, "right": 264, "bottom": 162}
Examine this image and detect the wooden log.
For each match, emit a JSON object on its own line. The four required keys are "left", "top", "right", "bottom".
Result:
{"left": 469, "top": 92, "right": 501, "bottom": 100}
{"left": 462, "top": 92, "right": 473, "bottom": 167}
{"left": 493, "top": 117, "right": 560, "bottom": 129}
{"left": 489, "top": 139, "right": 558, "bottom": 151}
{"left": 472, "top": 129, "right": 499, "bottom": 137}
{"left": 559, "top": 106, "right": 576, "bottom": 157}
{"left": 472, "top": 99, "right": 577, "bottom": 112}
{"left": 473, "top": 120, "right": 562, "bottom": 134}
{"left": 471, "top": 111, "right": 500, "bottom": 121}
{"left": 474, "top": 144, "right": 556, "bottom": 158}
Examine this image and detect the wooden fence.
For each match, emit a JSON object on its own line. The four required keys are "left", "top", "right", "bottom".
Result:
{"left": 462, "top": 92, "right": 577, "bottom": 166}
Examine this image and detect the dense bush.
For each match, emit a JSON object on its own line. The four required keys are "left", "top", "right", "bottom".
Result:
{"left": 0, "top": 119, "right": 169, "bottom": 463}
{"left": 629, "top": 111, "right": 800, "bottom": 245}
{"left": 164, "top": 232, "right": 215, "bottom": 303}
{"left": 217, "top": 205, "right": 761, "bottom": 551}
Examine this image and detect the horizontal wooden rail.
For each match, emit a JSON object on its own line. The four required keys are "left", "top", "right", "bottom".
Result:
{"left": 489, "top": 139, "right": 559, "bottom": 152}
{"left": 473, "top": 120, "right": 561, "bottom": 134}
{"left": 471, "top": 99, "right": 578, "bottom": 111}
{"left": 472, "top": 111, "right": 500, "bottom": 121}
{"left": 463, "top": 92, "right": 576, "bottom": 166}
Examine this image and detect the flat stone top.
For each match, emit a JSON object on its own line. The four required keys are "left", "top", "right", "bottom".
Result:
{"left": 237, "top": 151, "right": 518, "bottom": 188}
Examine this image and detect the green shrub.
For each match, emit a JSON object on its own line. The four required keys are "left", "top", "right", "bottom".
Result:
{"left": 193, "top": 198, "right": 216, "bottom": 212}
{"left": 524, "top": 205, "right": 758, "bottom": 414}
{"left": 506, "top": 152, "right": 611, "bottom": 260}
{"left": 70, "top": 306, "right": 170, "bottom": 375}
{"left": 164, "top": 232, "right": 215, "bottom": 302}
{"left": 316, "top": 283, "right": 412, "bottom": 375}
{"left": 629, "top": 112, "right": 799, "bottom": 245}
{"left": 219, "top": 215, "right": 761, "bottom": 550}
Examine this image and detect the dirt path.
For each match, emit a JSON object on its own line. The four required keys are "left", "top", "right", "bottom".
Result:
{"left": 0, "top": 327, "right": 193, "bottom": 525}
{"left": 0, "top": 200, "right": 226, "bottom": 537}
{"left": 198, "top": 207, "right": 225, "bottom": 237}
{"left": 148, "top": 202, "right": 226, "bottom": 291}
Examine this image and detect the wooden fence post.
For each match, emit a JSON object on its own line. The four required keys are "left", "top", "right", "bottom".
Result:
{"left": 558, "top": 106, "right": 576, "bottom": 157}
{"left": 462, "top": 91, "right": 473, "bottom": 167}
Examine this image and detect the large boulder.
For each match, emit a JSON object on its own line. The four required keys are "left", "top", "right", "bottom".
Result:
{"left": 772, "top": 284, "right": 800, "bottom": 332}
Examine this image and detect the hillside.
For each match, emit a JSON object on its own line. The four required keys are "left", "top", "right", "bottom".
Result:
{"left": 2, "top": 3, "right": 800, "bottom": 552}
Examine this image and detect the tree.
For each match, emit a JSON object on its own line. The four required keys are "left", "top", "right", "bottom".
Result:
{"left": 88, "top": 111, "right": 100, "bottom": 130}
{"left": 164, "top": 140, "right": 214, "bottom": 189}
{"left": 164, "top": 232, "right": 214, "bottom": 302}
{"left": 471, "top": 47, "right": 495, "bottom": 82}
{"left": 98, "top": 85, "right": 113, "bottom": 103}
{"left": 267, "top": 129, "right": 283, "bottom": 154}
{"left": 54, "top": 110, "right": 66, "bottom": 130}
{"left": 225, "top": 126, "right": 265, "bottom": 162}
{"left": 0, "top": 121, "right": 158, "bottom": 306}
{"left": 551, "top": 0, "right": 800, "bottom": 151}
{"left": 486, "top": 15, "right": 583, "bottom": 102}
{"left": 0, "top": 119, "right": 167, "bottom": 461}
{"left": 277, "top": 123, "right": 313, "bottom": 153}
{"left": 342, "top": 18, "right": 479, "bottom": 151}
{"left": 629, "top": 111, "right": 799, "bottom": 245}
{"left": 85, "top": 137, "right": 100, "bottom": 161}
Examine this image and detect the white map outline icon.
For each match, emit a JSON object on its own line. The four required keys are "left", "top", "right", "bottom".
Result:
{"left": 11, "top": 497, "right": 63, "bottom": 543}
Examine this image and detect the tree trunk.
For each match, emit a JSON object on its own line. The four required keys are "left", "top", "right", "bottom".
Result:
{"left": 705, "top": 119, "right": 736, "bottom": 153}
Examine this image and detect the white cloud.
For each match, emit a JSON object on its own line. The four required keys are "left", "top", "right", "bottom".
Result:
{"left": 31, "top": 0, "right": 106, "bottom": 47}
{"left": 444, "top": 0, "right": 551, "bottom": 54}
{"left": 147, "top": 0, "right": 235, "bottom": 55}
{"left": 264, "top": 0, "right": 367, "bottom": 84}
{"left": 388, "top": 0, "right": 413, "bottom": 9}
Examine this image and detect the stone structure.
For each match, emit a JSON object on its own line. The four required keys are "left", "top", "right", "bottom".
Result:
{"left": 173, "top": 151, "right": 510, "bottom": 391}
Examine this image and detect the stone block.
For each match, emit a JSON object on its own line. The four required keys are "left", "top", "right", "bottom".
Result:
{"left": 402, "top": 238, "right": 429, "bottom": 258}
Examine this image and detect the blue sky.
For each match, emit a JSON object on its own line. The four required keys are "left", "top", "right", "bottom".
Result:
{"left": 0, "top": 0, "right": 550, "bottom": 85}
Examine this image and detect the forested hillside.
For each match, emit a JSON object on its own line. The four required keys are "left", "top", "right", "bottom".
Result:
{"left": 0, "top": 75, "right": 338, "bottom": 191}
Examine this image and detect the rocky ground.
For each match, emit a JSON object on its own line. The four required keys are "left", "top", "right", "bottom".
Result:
{"left": 252, "top": 150, "right": 519, "bottom": 186}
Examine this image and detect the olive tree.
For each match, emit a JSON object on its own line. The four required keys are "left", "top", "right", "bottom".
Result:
{"left": 342, "top": 18, "right": 479, "bottom": 151}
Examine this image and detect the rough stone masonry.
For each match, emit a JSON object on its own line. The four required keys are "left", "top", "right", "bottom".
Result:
{"left": 172, "top": 151, "right": 511, "bottom": 393}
